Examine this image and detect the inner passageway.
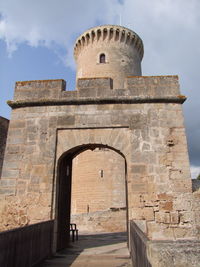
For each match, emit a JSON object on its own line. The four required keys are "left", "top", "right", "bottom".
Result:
{"left": 40, "top": 232, "right": 131, "bottom": 267}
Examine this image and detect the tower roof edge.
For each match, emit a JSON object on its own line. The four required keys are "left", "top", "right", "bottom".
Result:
{"left": 73, "top": 24, "right": 144, "bottom": 60}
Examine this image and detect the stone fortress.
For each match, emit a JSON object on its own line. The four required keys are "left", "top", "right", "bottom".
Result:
{"left": 0, "top": 25, "right": 200, "bottom": 266}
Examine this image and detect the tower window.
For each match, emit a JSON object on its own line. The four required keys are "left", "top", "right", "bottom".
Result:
{"left": 99, "top": 169, "right": 104, "bottom": 178}
{"left": 99, "top": 53, "right": 106, "bottom": 63}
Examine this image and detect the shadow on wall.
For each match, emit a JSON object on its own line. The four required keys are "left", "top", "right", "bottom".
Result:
{"left": 0, "top": 116, "right": 9, "bottom": 178}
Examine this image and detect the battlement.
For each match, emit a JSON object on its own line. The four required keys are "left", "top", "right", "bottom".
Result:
{"left": 8, "top": 76, "right": 185, "bottom": 108}
{"left": 14, "top": 79, "right": 66, "bottom": 101}
{"left": 74, "top": 25, "right": 144, "bottom": 60}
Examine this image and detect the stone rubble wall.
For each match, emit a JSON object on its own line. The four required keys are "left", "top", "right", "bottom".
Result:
{"left": 71, "top": 209, "right": 127, "bottom": 233}
{"left": 147, "top": 239, "right": 200, "bottom": 267}
{"left": 130, "top": 220, "right": 200, "bottom": 267}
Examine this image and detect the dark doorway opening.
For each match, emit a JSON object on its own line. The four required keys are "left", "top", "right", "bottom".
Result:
{"left": 55, "top": 144, "right": 128, "bottom": 251}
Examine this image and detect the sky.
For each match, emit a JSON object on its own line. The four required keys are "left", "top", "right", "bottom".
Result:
{"left": 0, "top": 0, "right": 199, "bottom": 178}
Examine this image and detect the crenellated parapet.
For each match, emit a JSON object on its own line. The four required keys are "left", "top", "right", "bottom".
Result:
{"left": 13, "top": 79, "right": 66, "bottom": 101}
{"left": 74, "top": 25, "right": 144, "bottom": 61}
{"left": 8, "top": 76, "right": 185, "bottom": 108}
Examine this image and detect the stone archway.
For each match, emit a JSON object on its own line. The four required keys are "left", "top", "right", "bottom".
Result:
{"left": 55, "top": 143, "right": 128, "bottom": 251}
{"left": 54, "top": 128, "right": 131, "bottom": 251}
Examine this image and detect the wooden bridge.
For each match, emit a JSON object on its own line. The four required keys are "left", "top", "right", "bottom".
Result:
{"left": 0, "top": 221, "right": 151, "bottom": 267}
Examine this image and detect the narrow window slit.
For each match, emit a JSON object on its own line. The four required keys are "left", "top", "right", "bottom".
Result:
{"left": 99, "top": 53, "right": 106, "bottom": 63}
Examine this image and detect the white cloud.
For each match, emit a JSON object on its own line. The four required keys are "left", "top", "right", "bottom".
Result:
{"left": 0, "top": 0, "right": 122, "bottom": 66}
{"left": 190, "top": 166, "right": 200, "bottom": 179}
{"left": 119, "top": 0, "right": 200, "bottom": 75}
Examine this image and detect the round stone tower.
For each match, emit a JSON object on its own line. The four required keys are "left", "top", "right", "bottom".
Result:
{"left": 74, "top": 25, "right": 144, "bottom": 89}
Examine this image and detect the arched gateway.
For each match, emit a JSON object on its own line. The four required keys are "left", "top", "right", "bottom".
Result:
{"left": 56, "top": 141, "right": 128, "bottom": 250}
{"left": 1, "top": 25, "right": 200, "bottom": 265}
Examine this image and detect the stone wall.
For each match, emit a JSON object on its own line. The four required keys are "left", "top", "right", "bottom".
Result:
{"left": 71, "top": 148, "right": 126, "bottom": 232}
{"left": 71, "top": 209, "right": 127, "bottom": 233}
{"left": 71, "top": 148, "right": 126, "bottom": 214}
{"left": 0, "top": 76, "right": 199, "bottom": 243}
{"left": 147, "top": 240, "right": 200, "bottom": 267}
{"left": 130, "top": 220, "right": 200, "bottom": 267}
{"left": 0, "top": 116, "right": 9, "bottom": 177}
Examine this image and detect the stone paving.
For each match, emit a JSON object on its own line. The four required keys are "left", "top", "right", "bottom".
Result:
{"left": 40, "top": 232, "right": 132, "bottom": 267}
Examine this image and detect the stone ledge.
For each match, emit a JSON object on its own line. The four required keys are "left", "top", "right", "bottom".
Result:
{"left": 7, "top": 96, "right": 186, "bottom": 108}
{"left": 15, "top": 79, "right": 65, "bottom": 88}
{"left": 130, "top": 221, "right": 200, "bottom": 267}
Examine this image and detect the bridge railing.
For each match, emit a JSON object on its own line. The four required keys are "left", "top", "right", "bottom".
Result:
{"left": 0, "top": 220, "right": 54, "bottom": 267}
{"left": 130, "top": 220, "right": 152, "bottom": 267}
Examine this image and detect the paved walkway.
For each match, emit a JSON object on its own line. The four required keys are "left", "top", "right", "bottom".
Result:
{"left": 40, "top": 232, "right": 132, "bottom": 267}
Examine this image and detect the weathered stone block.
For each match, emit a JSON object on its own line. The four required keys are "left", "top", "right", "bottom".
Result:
{"left": 57, "top": 115, "right": 75, "bottom": 126}
{"left": 125, "top": 75, "right": 180, "bottom": 96}
{"left": 129, "top": 114, "right": 147, "bottom": 130}
{"left": 157, "top": 193, "right": 173, "bottom": 201}
{"left": 9, "top": 120, "right": 25, "bottom": 128}
{"left": 78, "top": 88, "right": 97, "bottom": 97}
{"left": 61, "top": 90, "right": 78, "bottom": 98}
{"left": 14, "top": 79, "right": 66, "bottom": 101}
{"left": 147, "top": 221, "right": 174, "bottom": 239}
{"left": 143, "top": 207, "right": 155, "bottom": 221}
{"left": 131, "top": 208, "right": 144, "bottom": 220}
{"left": 0, "top": 179, "right": 17, "bottom": 187}
{"left": 179, "top": 211, "right": 193, "bottom": 223}
{"left": 155, "top": 212, "right": 170, "bottom": 224}
{"left": 171, "top": 179, "right": 192, "bottom": 193}
{"left": 131, "top": 164, "right": 147, "bottom": 174}
{"left": 170, "top": 211, "right": 179, "bottom": 224}
{"left": 77, "top": 78, "right": 112, "bottom": 90}
{"left": 1, "top": 169, "right": 19, "bottom": 178}
{"left": 132, "top": 183, "right": 147, "bottom": 193}
{"left": 0, "top": 188, "right": 15, "bottom": 195}
{"left": 7, "top": 136, "right": 25, "bottom": 145}
{"left": 159, "top": 201, "right": 173, "bottom": 211}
